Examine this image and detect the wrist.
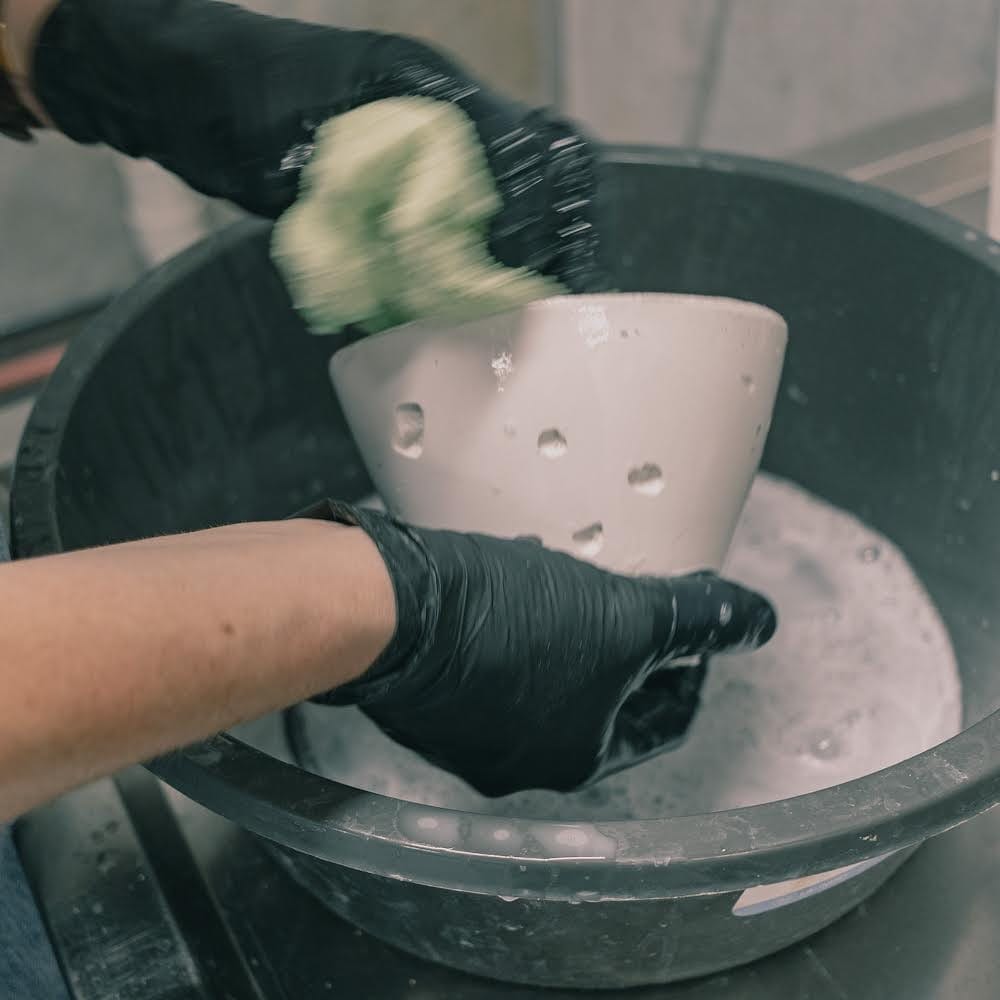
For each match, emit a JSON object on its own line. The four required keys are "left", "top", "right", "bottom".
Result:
{"left": 283, "top": 515, "right": 397, "bottom": 670}
{"left": 292, "top": 500, "right": 440, "bottom": 705}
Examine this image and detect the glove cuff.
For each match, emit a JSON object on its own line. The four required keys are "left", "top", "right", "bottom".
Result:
{"left": 293, "top": 499, "right": 441, "bottom": 706}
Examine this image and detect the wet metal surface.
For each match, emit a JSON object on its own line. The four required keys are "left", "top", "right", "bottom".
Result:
{"left": 18, "top": 771, "right": 1000, "bottom": 999}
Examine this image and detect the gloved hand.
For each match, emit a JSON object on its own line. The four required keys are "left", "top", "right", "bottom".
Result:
{"left": 27, "top": 0, "right": 603, "bottom": 292}
{"left": 299, "top": 500, "right": 777, "bottom": 798}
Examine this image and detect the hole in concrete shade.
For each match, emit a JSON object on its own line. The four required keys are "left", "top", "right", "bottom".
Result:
{"left": 392, "top": 403, "right": 425, "bottom": 459}
{"left": 538, "top": 429, "right": 568, "bottom": 459}
{"left": 628, "top": 464, "right": 664, "bottom": 497}
{"left": 572, "top": 522, "right": 605, "bottom": 558}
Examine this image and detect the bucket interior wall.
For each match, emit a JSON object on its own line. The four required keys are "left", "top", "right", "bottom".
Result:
{"left": 15, "top": 153, "right": 1000, "bottom": 730}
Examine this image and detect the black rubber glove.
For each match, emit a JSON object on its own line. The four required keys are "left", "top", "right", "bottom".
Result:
{"left": 31, "top": 0, "right": 603, "bottom": 292}
{"left": 299, "top": 500, "right": 777, "bottom": 798}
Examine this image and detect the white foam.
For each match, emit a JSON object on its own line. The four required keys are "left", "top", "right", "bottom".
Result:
{"left": 298, "top": 475, "right": 963, "bottom": 820}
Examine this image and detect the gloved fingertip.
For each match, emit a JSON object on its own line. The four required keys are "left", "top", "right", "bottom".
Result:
{"left": 665, "top": 574, "right": 778, "bottom": 657}
{"left": 743, "top": 593, "right": 778, "bottom": 649}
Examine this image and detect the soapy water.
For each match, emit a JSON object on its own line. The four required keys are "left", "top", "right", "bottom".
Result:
{"left": 292, "top": 474, "right": 963, "bottom": 821}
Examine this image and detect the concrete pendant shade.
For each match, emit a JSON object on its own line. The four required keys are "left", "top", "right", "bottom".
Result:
{"left": 330, "top": 293, "right": 788, "bottom": 575}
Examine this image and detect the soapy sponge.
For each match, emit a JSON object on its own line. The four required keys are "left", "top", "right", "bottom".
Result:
{"left": 271, "top": 97, "right": 565, "bottom": 335}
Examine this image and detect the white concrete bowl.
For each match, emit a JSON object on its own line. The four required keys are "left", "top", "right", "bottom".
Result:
{"left": 330, "top": 293, "right": 788, "bottom": 575}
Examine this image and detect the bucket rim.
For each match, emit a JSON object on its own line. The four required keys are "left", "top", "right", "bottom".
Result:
{"left": 12, "top": 146, "right": 1000, "bottom": 899}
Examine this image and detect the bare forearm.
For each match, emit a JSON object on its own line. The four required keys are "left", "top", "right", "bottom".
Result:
{"left": 0, "top": 519, "right": 395, "bottom": 821}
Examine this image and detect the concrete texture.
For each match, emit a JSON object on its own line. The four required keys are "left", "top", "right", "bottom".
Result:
{"left": 561, "top": 0, "right": 1000, "bottom": 155}
{"left": 0, "top": 133, "right": 145, "bottom": 333}
{"left": 705, "top": 0, "right": 1000, "bottom": 155}
{"left": 561, "top": 0, "right": 728, "bottom": 147}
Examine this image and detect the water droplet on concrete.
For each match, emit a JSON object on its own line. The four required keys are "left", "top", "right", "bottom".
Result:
{"left": 719, "top": 602, "right": 733, "bottom": 626}
{"left": 628, "top": 463, "right": 665, "bottom": 496}
{"left": 393, "top": 403, "right": 425, "bottom": 459}
{"left": 859, "top": 545, "right": 881, "bottom": 563}
{"left": 581, "top": 304, "right": 610, "bottom": 348}
{"left": 538, "top": 429, "right": 568, "bottom": 459}
{"left": 491, "top": 351, "right": 514, "bottom": 390}
{"left": 572, "top": 523, "right": 605, "bottom": 557}
{"left": 741, "top": 374, "right": 757, "bottom": 394}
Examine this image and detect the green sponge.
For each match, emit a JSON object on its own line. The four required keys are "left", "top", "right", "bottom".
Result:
{"left": 270, "top": 96, "right": 564, "bottom": 336}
